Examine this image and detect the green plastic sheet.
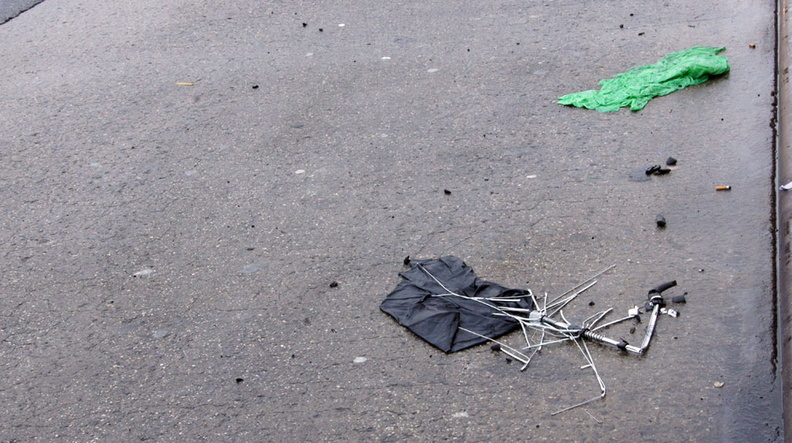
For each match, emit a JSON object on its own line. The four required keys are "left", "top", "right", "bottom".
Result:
{"left": 558, "top": 46, "right": 729, "bottom": 112}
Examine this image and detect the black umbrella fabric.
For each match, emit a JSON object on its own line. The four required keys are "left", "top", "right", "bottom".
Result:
{"left": 380, "top": 256, "right": 533, "bottom": 352}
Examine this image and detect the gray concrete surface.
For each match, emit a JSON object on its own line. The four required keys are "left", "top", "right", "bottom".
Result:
{"left": 0, "top": 0, "right": 44, "bottom": 24}
{"left": 776, "top": 0, "right": 792, "bottom": 440}
{"left": 0, "top": 0, "right": 782, "bottom": 440}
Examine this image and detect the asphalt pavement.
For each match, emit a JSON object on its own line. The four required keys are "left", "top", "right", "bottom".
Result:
{"left": 0, "top": 0, "right": 785, "bottom": 441}
{"left": 0, "top": 0, "right": 44, "bottom": 24}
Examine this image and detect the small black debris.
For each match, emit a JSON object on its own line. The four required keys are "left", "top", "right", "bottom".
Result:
{"left": 619, "top": 24, "right": 624, "bottom": 28}
{"left": 444, "top": 189, "right": 452, "bottom": 195}
{"left": 653, "top": 167, "right": 671, "bottom": 175}
{"left": 236, "top": 378, "right": 244, "bottom": 384}
{"left": 645, "top": 165, "right": 661, "bottom": 175}
{"left": 656, "top": 215, "right": 667, "bottom": 228}
{"left": 319, "top": 28, "right": 324, "bottom": 32}
{"left": 403, "top": 256, "right": 411, "bottom": 266}
{"left": 252, "top": 85, "right": 259, "bottom": 89}
{"left": 302, "top": 22, "right": 308, "bottom": 27}
{"left": 629, "top": 326, "right": 636, "bottom": 334}
{"left": 588, "top": 301, "right": 595, "bottom": 307}
{"left": 505, "top": 358, "right": 513, "bottom": 364}
{"left": 491, "top": 343, "right": 501, "bottom": 351}
{"left": 672, "top": 294, "right": 687, "bottom": 304}
{"left": 666, "top": 156, "right": 677, "bottom": 166}
{"left": 329, "top": 281, "right": 339, "bottom": 288}
{"left": 638, "top": 32, "right": 645, "bottom": 36}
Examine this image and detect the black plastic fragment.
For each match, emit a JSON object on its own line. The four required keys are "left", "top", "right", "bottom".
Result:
{"left": 645, "top": 165, "right": 661, "bottom": 175}
{"left": 444, "top": 189, "right": 451, "bottom": 195}
{"left": 616, "top": 340, "right": 629, "bottom": 351}
{"left": 329, "top": 281, "right": 338, "bottom": 288}
{"left": 491, "top": 343, "right": 502, "bottom": 351}
{"left": 653, "top": 167, "right": 671, "bottom": 175}
{"left": 656, "top": 215, "right": 666, "bottom": 227}
{"left": 672, "top": 294, "right": 687, "bottom": 304}
{"left": 666, "top": 156, "right": 677, "bottom": 166}
{"left": 403, "top": 256, "right": 411, "bottom": 266}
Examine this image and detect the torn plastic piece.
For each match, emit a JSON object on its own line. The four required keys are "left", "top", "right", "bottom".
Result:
{"left": 558, "top": 46, "right": 730, "bottom": 112}
{"left": 666, "top": 157, "right": 677, "bottom": 166}
{"left": 672, "top": 294, "right": 687, "bottom": 304}
{"left": 656, "top": 215, "right": 667, "bottom": 227}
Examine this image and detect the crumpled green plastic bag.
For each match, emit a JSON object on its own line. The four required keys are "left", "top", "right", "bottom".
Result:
{"left": 558, "top": 46, "right": 729, "bottom": 112}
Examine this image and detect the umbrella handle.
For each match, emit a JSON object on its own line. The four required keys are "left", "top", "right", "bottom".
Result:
{"left": 578, "top": 281, "right": 676, "bottom": 355}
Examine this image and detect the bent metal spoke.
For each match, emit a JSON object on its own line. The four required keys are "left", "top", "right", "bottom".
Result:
{"left": 424, "top": 265, "right": 679, "bottom": 415}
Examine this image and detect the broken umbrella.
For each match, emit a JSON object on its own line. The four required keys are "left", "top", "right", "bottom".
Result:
{"left": 381, "top": 256, "right": 680, "bottom": 414}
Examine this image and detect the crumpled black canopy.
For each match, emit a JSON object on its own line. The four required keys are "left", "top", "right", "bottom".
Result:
{"left": 380, "top": 256, "right": 533, "bottom": 352}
